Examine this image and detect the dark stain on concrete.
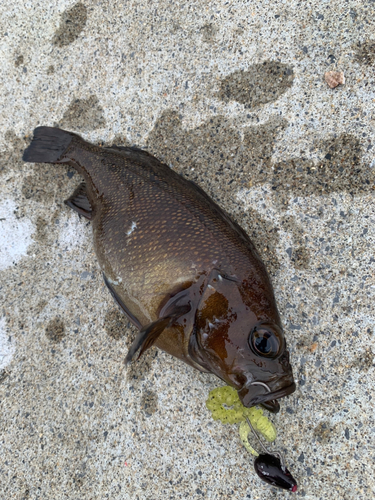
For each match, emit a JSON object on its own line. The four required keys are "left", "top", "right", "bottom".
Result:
{"left": 354, "top": 40, "right": 375, "bottom": 66}
{"left": 244, "top": 208, "right": 281, "bottom": 273}
{"left": 351, "top": 348, "right": 374, "bottom": 371}
{"left": 45, "top": 318, "right": 65, "bottom": 342}
{"left": 0, "top": 369, "right": 10, "bottom": 383}
{"left": 272, "top": 134, "right": 370, "bottom": 206}
{"left": 59, "top": 95, "right": 106, "bottom": 131}
{"left": 104, "top": 309, "right": 129, "bottom": 340}
{"left": 313, "top": 421, "right": 338, "bottom": 444}
{"left": 242, "top": 115, "right": 288, "bottom": 175}
{"left": 1, "top": 130, "right": 28, "bottom": 177}
{"left": 140, "top": 389, "right": 158, "bottom": 416}
{"left": 34, "top": 300, "right": 48, "bottom": 314}
{"left": 281, "top": 216, "right": 310, "bottom": 269}
{"left": 47, "top": 65, "right": 55, "bottom": 75}
{"left": 15, "top": 55, "right": 24, "bottom": 67}
{"left": 126, "top": 348, "right": 158, "bottom": 390}
{"left": 21, "top": 161, "right": 73, "bottom": 206}
{"left": 22, "top": 172, "right": 55, "bottom": 203}
{"left": 200, "top": 23, "right": 218, "bottom": 43}
{"left": 289, "top": 246, "right": 310, "bottom": 269}
{"left": 52, "top": 3, "right": 87, "bottom": 47}
{"left": 106, "top": 135, "right": 133, "bottom": 148}
{"left": 147, "top": 110, "right": 287, "bottom": 193}
{"left": 6, "top": 129, "right": 73, "bottom": 207}
{"left": 34, "top": 216, "right": 49, "bottom": 244}
{"left": 218, "top": 61, "right": 294, "bottom": 108}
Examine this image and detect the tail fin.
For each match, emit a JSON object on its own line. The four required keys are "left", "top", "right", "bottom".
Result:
{"left": 22, "top": 127, "right": 73, "bottom": 163}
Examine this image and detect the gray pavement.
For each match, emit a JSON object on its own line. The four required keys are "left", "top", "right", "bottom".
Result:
{"left": 0, "top": 1, "right": 374, "bottom": 499}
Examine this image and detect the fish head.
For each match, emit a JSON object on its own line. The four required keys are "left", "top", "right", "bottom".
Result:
{"left": 189, "top": 274, "right": 295, "bottom": 412}
{"left": 234, "top": 320, "right": 296, "bottom": 413}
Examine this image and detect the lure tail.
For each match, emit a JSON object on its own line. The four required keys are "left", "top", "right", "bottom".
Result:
{"left": 22, "top": 127, "right": 73, "bottom": 163}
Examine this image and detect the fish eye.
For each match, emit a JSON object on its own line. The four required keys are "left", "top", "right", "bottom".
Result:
{"left": 249, "top": 324, "right": 282, "bottom": 358}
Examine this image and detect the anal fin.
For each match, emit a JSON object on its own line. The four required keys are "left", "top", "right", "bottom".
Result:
{"left": 64, "top": 182, "right": 93, "bottom": 220}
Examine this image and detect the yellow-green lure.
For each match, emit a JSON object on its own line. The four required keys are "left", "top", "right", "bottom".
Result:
{"left": 206, "top": 386, "right": 276, "bottom": 456}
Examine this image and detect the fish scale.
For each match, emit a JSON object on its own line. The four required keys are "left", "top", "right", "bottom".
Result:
{"left": 23, "top": 126, "right": 296, "bottom": 412}
{"left": 63, "top": 137, "right": 261, "bottom": 303}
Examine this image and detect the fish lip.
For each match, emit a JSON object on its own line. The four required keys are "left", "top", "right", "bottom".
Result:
{"left": 239, "top": 381, "right": 296, "bottom": 409}
{"left": 254, "top": 381, "right": 296, "bottom": 405}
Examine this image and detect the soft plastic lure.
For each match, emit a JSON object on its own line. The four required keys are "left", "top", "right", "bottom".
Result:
{"left": 205, "top": 386, "right": 276, "bottom": 453}
{"left": 206, "top": 385, "right": 298, "bottom": 492}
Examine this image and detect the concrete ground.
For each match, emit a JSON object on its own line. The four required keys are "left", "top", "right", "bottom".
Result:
{"left": 1, "top": 1, "right": 374, "bottom": 499}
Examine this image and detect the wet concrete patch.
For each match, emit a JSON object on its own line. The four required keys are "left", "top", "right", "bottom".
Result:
{"left": 21, "top": 162, "right": 71, "bottom": 205}
{"left": 52, "top": 3, "right": 88, "bottom": 47}
{"left": 34, "top": 300, "right": 48, "bottom": 315}
{"left": 288, "top": 246, "right": 310, "bottom": 269}
{"left": 218, "top": 61, "right": 294, "bottom": 108}
{"left": 271, "top": 134, "right": 371, "bottom": 207}
{"left": 15, "top": 55, "right": 24, "bottom": 67}
{"left": 126, "top": 348, "right": 158, "bottom": 390}
{"left": 34, "top": 216, "right": 49, "bottom": 244}
{"left": 107, "top": 135, "right": 133, "bottom": 149}
{"left": 140, "top": 389, "right": 158, "bottom": 416}
{"left": 200, "top": 23, "right": 218, "bottom": 43}
{"left": 314, "top": 421, "right": 339, "bottom": 444}
{"left": 146, "top": 110, "right": 288, "bottom": 197}
{"left": 45, "top": 318, "right": 65, "bottom": 342}
{"left": 104, "top": 309, "right": 129, "bottom": 340}
{"left": 22, "top": 173, "right": 54, "bottom": 203}
{"left": 351, "top": 348, "right": 375, "bottom": 371}
{"left": 354, "top": 40, "right": 375, "bottom": 66}
{"left": 59, "top": 95, "right": 106, "bottom": 132}
{"left": 1, "top": 130, "right": 28, "bottom": 177}
{"left": 281, "top": 215, "right": 310, "bottom": 269}
{"left": 0, "top": 369, "right": 10, "bottom": 383}
{"left": 147, "top": 110, "right": 288, "bottom": 191}
{"left": 5, "top": 129, "right": 72, "bottom": 208}
{"left": 243, "top": 208, "right": 281, "bottom": 273}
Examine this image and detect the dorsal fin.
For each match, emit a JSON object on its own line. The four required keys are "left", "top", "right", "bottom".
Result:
{"left": 64, "top": 182, "right": 93, "bottom": 220}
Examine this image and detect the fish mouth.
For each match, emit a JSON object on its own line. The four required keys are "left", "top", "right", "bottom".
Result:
{"left": 238, "top": 380, "right": 296, "bottom": 413}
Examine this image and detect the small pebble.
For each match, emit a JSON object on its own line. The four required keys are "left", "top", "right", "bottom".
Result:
{"left": 325, "top": 71, "right": 345, "bottom": 89}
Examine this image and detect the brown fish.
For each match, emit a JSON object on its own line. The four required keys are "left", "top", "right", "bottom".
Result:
{"left": 23, "top": 127, "right": 296, "bottom": 412}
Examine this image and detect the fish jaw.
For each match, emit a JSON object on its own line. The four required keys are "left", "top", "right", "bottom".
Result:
{"left": 237, "top": 376, "right": 296, "bottom": 412}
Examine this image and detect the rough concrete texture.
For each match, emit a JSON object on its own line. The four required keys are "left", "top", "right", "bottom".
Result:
{"left": 0, "top": 0, "right": 374, "bottom": 498}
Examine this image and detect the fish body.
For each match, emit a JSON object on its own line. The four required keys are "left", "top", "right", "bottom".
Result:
{"left": 23, "top": 127, "right": 295, "bottom": 412}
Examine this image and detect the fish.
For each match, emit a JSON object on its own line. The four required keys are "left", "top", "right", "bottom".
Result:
{"left": 23, "top": 126, "right": 296, "bottom": 413}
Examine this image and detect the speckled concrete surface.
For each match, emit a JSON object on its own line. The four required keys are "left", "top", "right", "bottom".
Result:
{"left": 1, "top": 1, "right": 375, "bottom": 499}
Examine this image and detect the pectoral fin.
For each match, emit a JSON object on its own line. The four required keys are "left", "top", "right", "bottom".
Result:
{"left": 64, "top": 182, "right": 93, "bottom": 220}
{"left": 125, "top": 303, "right": 191, "bottom": 365}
